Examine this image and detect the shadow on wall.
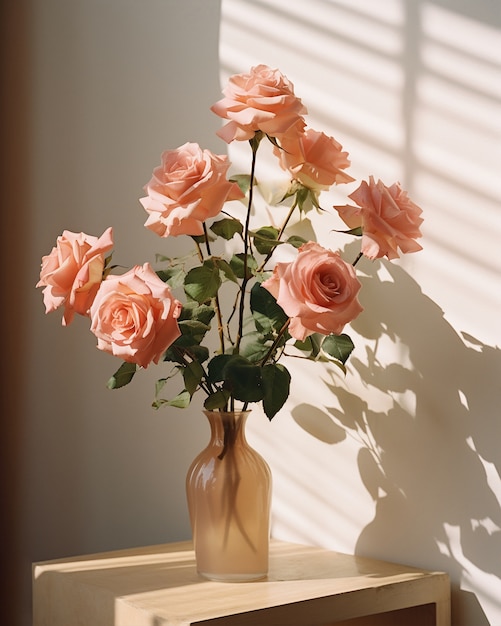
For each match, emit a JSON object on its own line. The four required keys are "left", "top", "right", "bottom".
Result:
{"left": 291, "top": 256, "right": 500, "bottom": 626}
{"left": 220, "top": 0, "right": 500, "bottom": 623}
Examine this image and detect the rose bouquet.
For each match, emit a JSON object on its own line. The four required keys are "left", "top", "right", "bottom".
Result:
{"left": 37, "top": 65, "right": 423, "bottom": 421}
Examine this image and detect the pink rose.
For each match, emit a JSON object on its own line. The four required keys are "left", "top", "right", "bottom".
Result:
{"left": 262, "top": 242, "right": 363, "bottom": 341}
{"left": 335, "top": 177, "right": 423, "bottom": 260}
{"left": 211, "top": 64, "right": 307, "bottom": 143}
{"left": 275, "top": 129, "right": 354, "bottom": 191}
{"left": 139, "top": 142, "right": 243, "bottom": 238}
{"left": 89, "top": 263, "right": 182, "bottom": 368}
{"left": 37, "top": 227, "right": 114, "bottom": 326}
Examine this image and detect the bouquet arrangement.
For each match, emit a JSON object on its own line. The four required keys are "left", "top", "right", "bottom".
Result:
{"left": 37, "top": 65, "right": 423, "bottom": 421}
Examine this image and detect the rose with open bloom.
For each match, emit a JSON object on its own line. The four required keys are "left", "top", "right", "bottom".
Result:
{"left": 211, "top": 64, "right": 307, "bottom": 143}
{"left": 334, "top": 176, "right": 423, "bottom": 260}
{"left": 140, "top": 142, "right": 243, "bottom": 238}
{"left": 261, "top": 242, "right": 363, "bottom": 341}
{"left": 275, "top": 129, "right": 354, "bottom": 192}
{"left": 89, "top": 263, "right": 182, "bottom": 368}
{"left": 37, "top": 227, "right": 114, "bottom": 326}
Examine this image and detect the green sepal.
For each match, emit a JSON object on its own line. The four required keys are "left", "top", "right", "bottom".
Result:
{"left": 102, "top": 253, "right": 114, "bottom": 279}
{"left": 249, "top": 131, "right": 264, "bottom": 153}
{"left": 334, "top": 226, "right": 363, "bottom": 237}
{"left": 265, "top": 134, "right": 281, "bottom": 149}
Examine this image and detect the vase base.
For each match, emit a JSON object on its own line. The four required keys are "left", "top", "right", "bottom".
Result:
{"left": 198, "top": 570, "right": 267, "bottom": 582}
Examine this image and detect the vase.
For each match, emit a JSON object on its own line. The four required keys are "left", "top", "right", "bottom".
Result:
{"left": 186, "top": 410, "right": 272, "bottom": 581}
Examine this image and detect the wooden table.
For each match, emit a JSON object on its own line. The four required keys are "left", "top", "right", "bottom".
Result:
{"left": 33, "top": 540, "right": 450, "bottom": 625}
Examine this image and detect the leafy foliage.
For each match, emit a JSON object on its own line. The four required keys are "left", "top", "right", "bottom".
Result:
{"left": 108, "top": 134, "right": 357, "bottom": 420}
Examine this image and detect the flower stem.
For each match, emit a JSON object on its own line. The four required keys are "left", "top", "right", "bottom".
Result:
{"left": 352, "top": 251, "right": 363, "bottom": 267}
{"left": 258, "top": 199, "right": 298, "bottom": 272}
{"left": 259, "top": 318, "right": 291, "bottom": 366}
{"left": 218, "top": 414, "right": 257, "bottom": 552}
{"left": 235, "top": 132, "right": 262, "bottom": 353}
{"left": 203, "top": 223, "right": 226, "bottom": 355}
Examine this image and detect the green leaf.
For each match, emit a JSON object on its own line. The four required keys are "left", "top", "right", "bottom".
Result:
{"left": 155, "top": 377, "right": 169, "bottom": 396}
{"left": 184, "top": 261, "right": 221, "bottom": 303}
{"left": 179, "top": 319, "right": 211, "bottom": 342}
{"left": 165, "top": 389, "right": 192, "bottom": 408}
{"left": 225, "top": 359, "right": 264, "bottom": 402}
{"left": 262, "top": 363, "right": 291, "bottom": 420}
{"left": 229, "top": 174, "right": 253, "bottom": 196}
{"left": 107, "top": 362, "right": 137, "bottom": 389}
{"left": 163, "top": 336, "right": 210, "bottom": 364}
{"left": 239, "top": 331, "right": 273, "bottom": 363}
{"left": 250, "top": 282, "right": 288, "bottom": 334}
{"left": 286, "top": 235, "right": 308, "bottom": 249}
{"left": 252, "top": 226, "right": 280, "bottom": 255}
{"left": 179, "top": 302, "right": 215, "bottom": 326}
{"left": 206, "top": 354, "right": 234, "bottom": 383}
{"left": 210, "top": 218, "right": 243, "bottom": 240}
{"left": 321, "top": 333, "right": 355, "bottom": 365}
{"left": 229, "top": 253, "right": 257, "bottom": 279}
{"left": 204, "top": 389, "right": 231, "bottom": 411}
{"left": 182, "top": 360, "right": 206, "bottom": 395}
{"left": 207, "top": 354, "right": 264, "bottom": 403}
{"left": 294, "top": 333, "right": 323, "bottom": 358}
{"left": 156, "top": 266, "right": 186, "bottom": 289}
{"left": 215, "top": 258, "right": 239, "bottom": 284}
{"left": 163, "top": 305, "right": 213, "bottom": 363}
{"left": 191, "top": 233, "right": 214, "bottom": 244}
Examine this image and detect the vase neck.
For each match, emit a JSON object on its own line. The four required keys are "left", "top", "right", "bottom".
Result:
{"left": 203, "top": 410, "right": 250, "bottom": 453}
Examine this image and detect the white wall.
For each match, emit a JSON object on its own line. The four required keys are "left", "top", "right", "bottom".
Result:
{"left": 23, "top": 1, "right": 222, "bottom": 624}
{"left": 218, "top": 1, "right": 501, "bottom": 625}
{"left": 21, "top": 0, "right": 500, "bottom": 625}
